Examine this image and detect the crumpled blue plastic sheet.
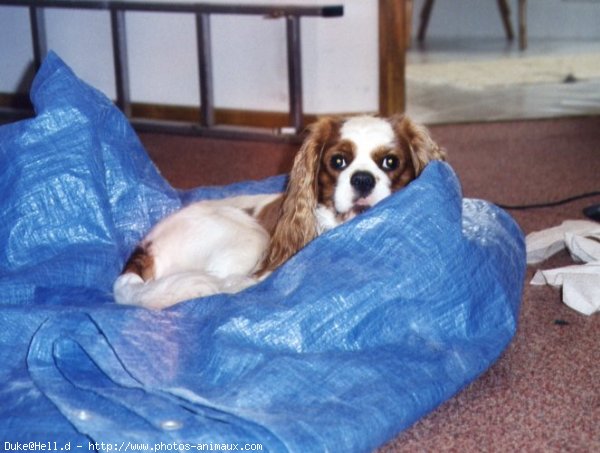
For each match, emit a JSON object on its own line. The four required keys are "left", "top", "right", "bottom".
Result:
{"left": 0, "top": 52, "right": 526, "bottom": 452}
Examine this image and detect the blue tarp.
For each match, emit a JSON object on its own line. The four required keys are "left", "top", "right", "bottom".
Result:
{"left": 0, "top": 52, "right": 525, "bottom": 452}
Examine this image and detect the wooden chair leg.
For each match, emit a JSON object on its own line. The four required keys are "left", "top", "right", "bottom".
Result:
{"left": 518, "top": 0, "right": 527, "bottom": 50}
{"left": 417, "top": 0, "right": 435, "bottom": 43}
{"left": 497, "top": 0, "right": 514, "bottom": 41}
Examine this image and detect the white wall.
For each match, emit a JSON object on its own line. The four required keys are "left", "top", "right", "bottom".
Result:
{"left": 0, "top": 0, "right": 379, "bottom": 114}
{"left": 413, "top": 0, "right": 600, "bottom": 40}
{"left": 1, "top": 0, "right": 599, "bottom": 115}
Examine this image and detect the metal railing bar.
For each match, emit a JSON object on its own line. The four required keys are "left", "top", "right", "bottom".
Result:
{"left": 110, "top": 8, "right": 131, "bottom": 117}
{"left": 130, "top": 118, "right": 303, "bottom": 144}
{"left": 285, "top": 15, "right": 303, "bottom": 133}
{"left": 0, "top": 0, "right": 344, "bottom": 139}
{"left": 196, "top": 12, "right": 214, "bottom": 127}
{"left": 29, "top": 6, "right": 47, "bottom": 70}
{"left": 0, "top": 1, "right": 343, "bottom": 18}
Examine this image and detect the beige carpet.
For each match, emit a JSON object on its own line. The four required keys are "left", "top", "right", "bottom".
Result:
{"left": 407, "top": 53, "right": 600, "bottom": 91}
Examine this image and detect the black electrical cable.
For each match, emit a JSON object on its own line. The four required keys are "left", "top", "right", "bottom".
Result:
{"left": 495, "top": 191, "right": 600, "bottom": 210}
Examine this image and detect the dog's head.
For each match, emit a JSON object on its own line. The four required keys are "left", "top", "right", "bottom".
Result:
{"left": 259, "top": 114, "right": 445, "bottom": 274}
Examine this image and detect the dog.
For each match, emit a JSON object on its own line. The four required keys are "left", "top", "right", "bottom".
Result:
{"left": 113, "top": 115, "right": 445, "bottom": 309}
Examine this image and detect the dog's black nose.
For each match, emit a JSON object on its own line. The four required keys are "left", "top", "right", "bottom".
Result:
{"left": 350, "top": 171, "right": 376, "bottom": 197}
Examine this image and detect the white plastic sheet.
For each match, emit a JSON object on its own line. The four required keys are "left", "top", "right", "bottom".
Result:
{"left": 527, "top": 220, "right": 600, "bottom": 315}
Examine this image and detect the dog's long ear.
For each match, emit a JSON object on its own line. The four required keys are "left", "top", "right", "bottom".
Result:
{"left": 393, "top": 114, "right": 446, "bottom": 175}
{"left": 257, "top": 117, "right": 340, "bottom": 275}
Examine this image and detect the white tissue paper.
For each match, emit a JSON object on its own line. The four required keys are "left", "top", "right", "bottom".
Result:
{"left": 526, "top": 220, "right": 600, "bottom": 315}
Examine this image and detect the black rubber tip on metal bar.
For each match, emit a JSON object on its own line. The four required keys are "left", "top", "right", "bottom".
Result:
{"left": 322, "top": 5, "right": 343, "bottom": 17}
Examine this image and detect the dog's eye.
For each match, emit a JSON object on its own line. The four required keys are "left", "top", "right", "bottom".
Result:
{"left": 381, "top": 155, "right": 399, "bottom": 171}
{"left": 330, "top": 154, "right": 348, "bottom": 170}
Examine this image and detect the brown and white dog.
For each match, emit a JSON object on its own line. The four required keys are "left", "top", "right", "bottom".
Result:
{"left": 113, "top": 115, "right": 445, "bottom": 309}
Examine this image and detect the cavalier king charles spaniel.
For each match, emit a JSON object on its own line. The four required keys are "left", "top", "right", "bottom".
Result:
{"left": 114, "top": 114, "right": 445, "bottom": 309}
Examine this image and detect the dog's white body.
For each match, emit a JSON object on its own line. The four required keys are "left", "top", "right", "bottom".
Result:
{"left": 114, "top": 194, "right": 278, "bottom": 309}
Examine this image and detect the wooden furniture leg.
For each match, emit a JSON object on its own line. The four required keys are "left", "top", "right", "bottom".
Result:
{"left": 379, "top": 0, "right": 406, "bottom": 116}
{"left": 518, "top": 0, "right": 527, "bottom": 50}
{"left": 417, "top": 0, "right": 434, "bottom": 43}
{"left": 497, "top": 0, "right": 515, "bottom": 41}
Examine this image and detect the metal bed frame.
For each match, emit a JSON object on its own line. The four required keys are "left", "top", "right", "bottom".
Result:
{"left": 0, "top": 1, "right": 343, "bottom": 141}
